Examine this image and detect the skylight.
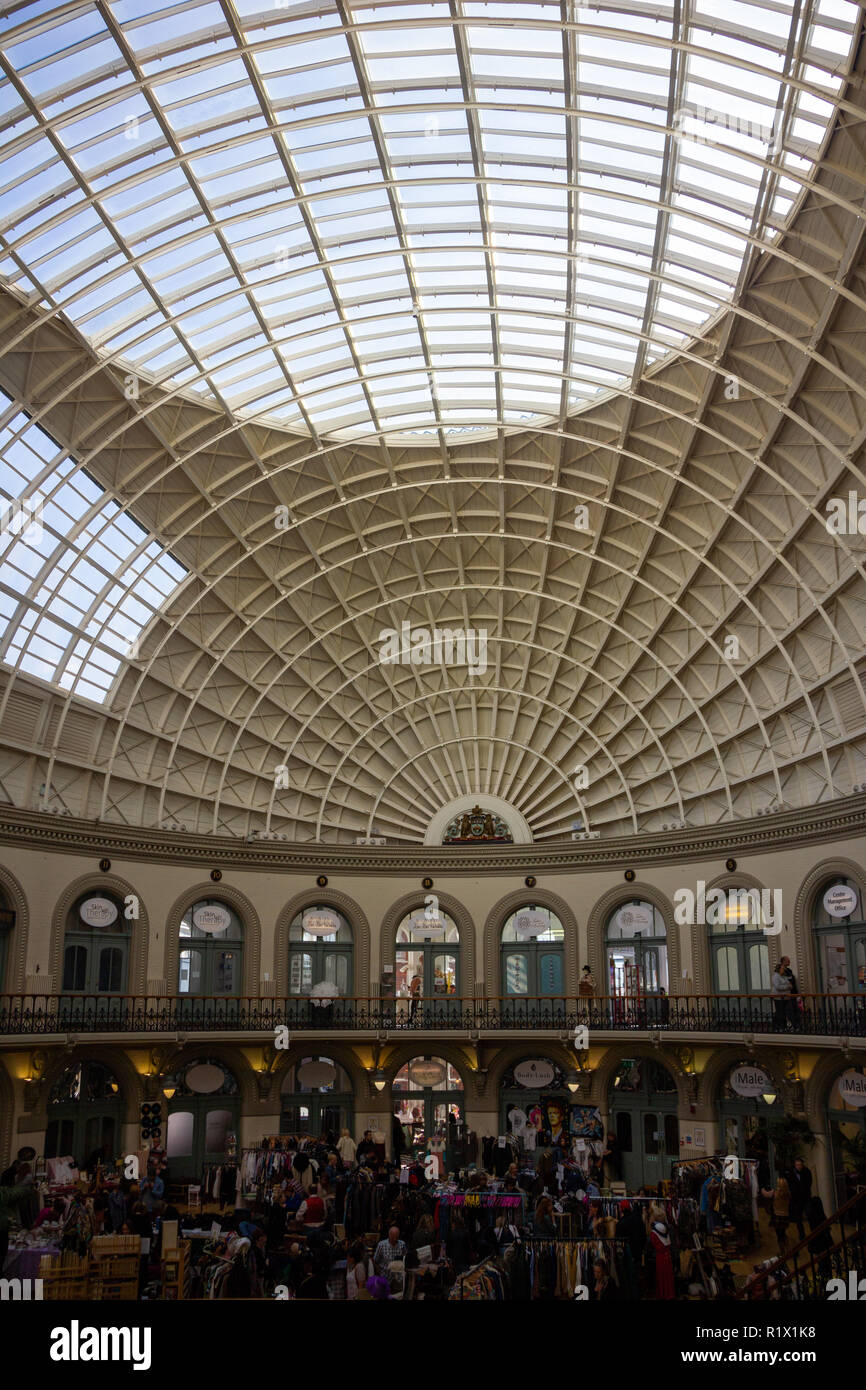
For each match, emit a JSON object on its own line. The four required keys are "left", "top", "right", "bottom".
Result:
{"left": 0, "top": 387, "right": 187, "bottom": 703}
{"left": 0, "top": 0, "right": 858, "bottom": 442}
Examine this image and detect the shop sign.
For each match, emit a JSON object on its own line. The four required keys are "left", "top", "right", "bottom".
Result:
{"left": 297, "top": 1060, "right": 337, "bottom": 1089}
{"left": 192, "top": 904, "right": 232, "bottom": 934}
{"left": 823, "top": 884, "right": 858, "bottom": 919}
{"left": 302, "top": 908, "right": 340, "bottom": 937}
{"left": 729, "top": 1065, "right": 771, "bottom": 1098}
{"left": 514, "top": 1059, "right": 556, "bottom": 1088}
{"left": 410, "top": 1060, "right": 446, "bottom": 1087}
{"left": 514, "top": 909, "right": 548, "bottom": 938}
{"left": 407, "top": 913, "right": 445, "bottom": 937}
{"left": 184, "top": 1063, "right": 226, "bottom": 1094}
{"left": 615, "top": 904, "right": 654, "bottom": 933}
{"left": 79, "top": 896, "right": 118, "bottom": 928}
{"left": 837, "top": 1069, "right": 866, "bottom": 1108}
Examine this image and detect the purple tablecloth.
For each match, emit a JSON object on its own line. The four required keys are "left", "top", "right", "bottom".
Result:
{"left": 3, "top": 1244, "right": 60, "bottom": 1281}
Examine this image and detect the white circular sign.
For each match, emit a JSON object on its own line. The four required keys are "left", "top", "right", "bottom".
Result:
{"left": 514, "top": 909, "right": 548, "bottom": 939}
{"left": 297, "top": 1060, "right": 337, "bottom": 1089}
{"left": 302, "top": 909, "right": 340, "bottom": 937}
{"left": 184, "top": 1063, "right": 226, "bottom": 1094}
{"left": 79, "top": 896, "right": 118, "bottom": 928}
{"left": 729, "top": 1065, "right": 772, "bottom": 1098}
{"left": 410, "top": 1060, "right": 446, "bottom": 1088}
{"left": 192, "top": 904, "right": 232, "bottom": 934}
{"left": 616, "top": 904, "right": 654, "bottom": 933}
{"left": 823, "top": 884, "right": 858, "bottom": 919}
{"left": 836, "top": 1069, "right": 866, "bottom": 1108}
{"left": 514, "top": 1059, "right": 556, "bottom": 1089}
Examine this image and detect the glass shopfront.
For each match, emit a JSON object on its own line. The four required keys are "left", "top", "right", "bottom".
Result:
{"left": 718, "top": 1061, "right": 783, "bottom": 1182}
{"left": 45, "top": 1060, "right": 122, "bottom": 1168}
{"left": 609, "top": 1057, "right": 678, "bottom": 1189}
{"left": 827, "top": 1066, "right": 866, "bottom": 1211}
{"left": 392, "top": 1056, "right": 463, "bottom": 1156}
{"left": 280, "top": 1055, "right": 354, "bottom": 1143}
{"left": 395, "top": 910, "right": 460, "bottom": 1022}
{"left": 165, "top": 1058, "right": 240, "bottom": 1182}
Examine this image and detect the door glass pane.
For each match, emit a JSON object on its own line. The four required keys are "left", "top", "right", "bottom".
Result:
{"left": 855, "top": 938, "right": 866, "bottom": 991}
{"left": 823, "top": 933, "right": 849, "bottom": 991}
{"left": 616, "top": 1111, "right": 632, "bottom": 1152}
{"left": 748, "top": 942, "right": 770, "bottom": 992}
{"left": 45, "top": 1118, "right": 75, "bottom": 1160}
{"left": 205, "top": 1108, "right": 232, "bottom": 1153}
{"left": 641, "top": 950, "right": 659, "bottom": 994}
{"left": 538, "top": 951, "right": 563, "bottom": 995}
{"left": 716, "top": 944, "right": 739, "bottom": 992}
{"left": 179, "top": 949, "right": 202, "bottom": 995}
{"left": 97, "top": 946, "right": 122, "bottom": 993}
{"left": 166, "top": 1110, "right": 194, "bottom": 1158}
{"left": 505, "top": 953, "right": 528, "bottom": 995}
{"left": 433, "top": 954, "right": 456, "bottom": 993}
{"left": 289, "top": 952, "right": 313, "bottom": 994}
{"left": 324, "top": 954, "right": 348, "bottom": 994}
{"left": 664, "top": 1113, "right": 679, "bottom": 1155}
{"left": 63, "top": 944, "right": 86, "bottom": 991}
{"left": 84, "top": 1113, "right": 116, "bottom": 1161}
{"left": 644, "top": 1113, "right": 659, "bottom": 1155}
{"left": 214, "top": 950, "right": 236, "bottom": 995}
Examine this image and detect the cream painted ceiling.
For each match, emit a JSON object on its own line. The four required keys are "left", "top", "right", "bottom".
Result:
{"left": 0, "top": 0, "right": 865, "bottom": 843}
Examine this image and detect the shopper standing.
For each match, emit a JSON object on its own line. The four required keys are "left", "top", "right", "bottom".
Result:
{"left": 337, "top": 1128, "right": 357, "bottom": 1167}
{"left": 373, "top": 1223, "right": 407, "bottom": 1275}
{"left": 787, "top": 1157, "right": 812, "bottom": 1240}
{"left": 771, "top": 960, "right": 793, "bottom": 1030}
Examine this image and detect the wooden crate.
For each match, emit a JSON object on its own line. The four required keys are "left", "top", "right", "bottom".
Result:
{"left": 39, "top": 1251, "right": 90, "bottom": 1300}
{"left": 160, "top": 1239, "right": 191, "bottom": 1300}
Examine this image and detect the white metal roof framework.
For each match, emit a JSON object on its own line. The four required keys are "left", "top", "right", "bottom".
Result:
{"left": 0, "top": 0, "right": 865, "bottom": 843}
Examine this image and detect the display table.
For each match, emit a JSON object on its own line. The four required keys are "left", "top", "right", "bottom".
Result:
{"left": 3, "top": 1243, "right": 60, "bottom": 1281}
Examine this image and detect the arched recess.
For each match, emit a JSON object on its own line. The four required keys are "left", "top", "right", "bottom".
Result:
{"left": 0, "top": 1058, "right": 14, "bottom": 1170}
{"left": 793, "top": 856, "right": 866, "bottom": 995}
{"left": 0, "top": 860, "right": 29, "bottom": 992}
{"left": 482, "top": 888, "right": 579, "bottom": 999}
{"left": 271, "top": 1043, "right": 371, "bottom": 1100}
{"left": 155, "top": 1041, "right": 260, "bottom": 1112}
{"left": 690, "top": 869, "right": 772, "bottom": 996}
{"left": 591, "top": 1044, "right": 691, "bottom": 1112}
{"left": 695, "top": 1046, "right": 790, "bottom": 1115}
{"left": 163, "top": 882, "right": 261, "bottom": 997}
{"left": 586, "top": 882, "right": 680, "bottom": 996}
{"left": 50, "top": 873, "right": 149, "bottom": 996}
{"left": 379, "top": 891, "right": 477, "bottom": 994}
{"left": 485, "top": 1041, "right": 578, "bottom": 1092}
{"left": 37, "top": 1045, "right": 143, "bottom": 1127}
{"left": 273, "top": 889, "right": 371, "bottom": 998}
{"left": 424, "top": 794, "right": 533, "bottom": 845}
{"left": 803, "top": 1050, "right": 861, "bottom": 1134}
{"left": 380, "top": 1040, "right": 478, "bottom": 1102}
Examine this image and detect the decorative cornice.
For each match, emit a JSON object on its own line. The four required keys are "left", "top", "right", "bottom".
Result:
{"left": 0, "top": 799, "right": 865, "bottom": 875}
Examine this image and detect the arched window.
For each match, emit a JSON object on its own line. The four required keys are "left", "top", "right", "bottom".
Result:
{"left": 605, "top": 900, "right": 667, "bottom": 995}
{"left": 500, "top": 905, "right": 565, "bottom": 1022}
{"left": 708, "top": 886, "right": 771, "bottom": 995}
{"left": 287, "top": 904, "right": 353, "bottom": 999}
{"left": 164, "top": 1057, "right": 239, "bottom": 1182}
{"left": 62, "top": 891, "right": 130, "bottom": 995}
{"left": 395, "top": 907, "right": 460, "bottom": 1018}
{"left": 280, "top": 1056, "right": 354, "bottom": 1141}
{"left": 178, "top": 900, "right": 243, "bottom": 997}
{"left": 45, "top": 1060, "right": 121, "bottom": 1166}
{"left": 392, "top": 1056, "right": 463, "bottom": 1156}
{"left": 812, "top": 877, "right": 866, "bottom": 995}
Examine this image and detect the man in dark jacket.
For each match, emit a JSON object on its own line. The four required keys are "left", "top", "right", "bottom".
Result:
{"left": 787, "top": 1158, "right": 812, "bottom": 1240}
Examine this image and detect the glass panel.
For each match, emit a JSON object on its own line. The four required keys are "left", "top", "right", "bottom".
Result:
{"left": 289, "top": 952, "right": 313, "bottom": 994}
{"left": 823, "top": 933, "right": 849, "bottom": 991}
{"left": 97, "top": 945, "right": 123, "bottom": 993}
{"left": 45, "top": 1118, "right": 75, "bottom": 1161}
{"left": 166, "top": 1110, "right": 194, "bottom": 1158}
{"left": 214, "top": 950, "right": 236, "bottom": 995}
{"left": 396, "top": 947, "right": 423, "bottom": 997}
{"left": 641, "top": 948, "right": 660, "bottom": 994}
{"left": 63, "top": 943, "right": 87, "bottom": 991}
{"left": 748, "top": 942, "right": 770, "bottom": 992}
{"left": 204, "top": 1108, "right": 232, "bottom": 1153}
{"left": 538, "top": 952, "right": 563, "bottom": 995}
{"left": 855, "top": 937, "right": 866, "bottom": 991}
{"left": 433, "top": 954, "right": 456, "bottom": 994}
{"left": 615, "top": 1111, "right": 632, "bottom": 1152}
{"left": 179, "top": 948, "right": 202, "bottom": 995}
{"left": 644, "top": 1113, "right": 659, "bottom": 1156}
{"left": 716, "top": 944, "right": 739, "bottom": 992}
{"left": 664, "top": 1113, "right": 679, "bottom": 1156}
{"left": 324, "top": 953, "right": 348, "bottom": 994}
{"left": 83, "top": 1113, "right": 115, "bottom": 1163}
{"left": 505, "top": 953, "right": 528, "bottom": 995}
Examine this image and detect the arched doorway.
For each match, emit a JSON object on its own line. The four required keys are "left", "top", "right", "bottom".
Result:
{"left": 60, "top": 890, "right": 131, "bottom": 1019}
{"left": 827, "top": 1065, "right": 866, "bottom": 1210}
{"left": 177, "top": 899, "right": 244, "bottom": 1023}
{"left": 280, "top": 1056, "right": 354, "bottom": 1145}
{"left": 287, "top": 904, "right": 354, "bottom": 1022}
{"left": 812, "top": 878, "right": 866, "bottom": 1019}
{"left": 608, "top": 1057, "right": 678, "bottom": 1189}
{"left": 392, "top": 1056, "right": 464, "bottom": 1164}
{"left": 718, "top": 1059, "right": 783, "bottom": 1182}
{"left": 395, "top": 908, "right": 461, "bottom": 1022}
{"left": 605, "top": 900, "right": 668, "bottom": 1022}
{"left": 45, "top": 1060, "right": 122, "bottom": 1171}
{"left": 500, "top": 905, "right": 565, "bottom": 1023}
{"left": 164, "top": 1058, "right": 240, "bottom": 1183}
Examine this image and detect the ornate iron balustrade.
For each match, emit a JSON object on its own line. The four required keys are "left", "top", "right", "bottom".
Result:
{"left": 0, "top": 992, "right": 864, "bottom": 1035}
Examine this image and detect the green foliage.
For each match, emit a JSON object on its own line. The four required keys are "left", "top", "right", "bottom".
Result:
{"left": 768, "top": 1115, "right": 814, "bottom": 1167}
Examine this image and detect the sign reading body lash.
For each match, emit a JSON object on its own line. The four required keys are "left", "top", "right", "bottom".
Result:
{"left": 514, "top": 1059, "right": 556, "bottom": 1088}
{"left": 823, "top": 885, "right": 859, "bottom": 919}
{"left": 79, "top": 896, "right": 118, "bottom": 928}
{"left": 729, "top": 1065, "right": 772, "bottom": 1098}
{"left": 192, "top": 904, "right": 232, "bottom": 934}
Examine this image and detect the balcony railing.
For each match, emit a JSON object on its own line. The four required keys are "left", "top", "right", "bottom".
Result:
{"left": 0, "top": 991, "right": 864, "bottom": 1034}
